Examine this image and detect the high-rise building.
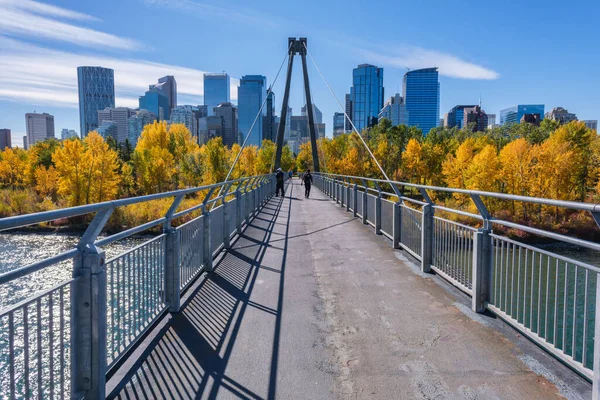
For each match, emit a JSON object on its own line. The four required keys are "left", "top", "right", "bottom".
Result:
{"left": 23, "top": 136, "right": 28, "bottom": 150}
{"left": 97, "top": 121, "right": 118, "bottom": 140}
{"left": 127, "top": 110, "right": 157, "bottom": 145}
{"left": 544, "top": 107, "right": 577, "bottom": 124}
{"left": 333, "top": 112, "right": 345, "bottom": 137}
{"left": 0, "top": 129, "right": 11, "bottom": 149}
{"left": 238, "top": 75, "right": 267, "bottom": 147}
{"left": 403, "top": 68, "right": 440, "bottom": 135}
{"left": 487, "top": 114, "right": 496, "bottom": 127}
{"left": 60, "top": 129, "right": 78, "bottom": 140}
{"left": 197, "top": 105, "right": 208, "bottom": 119}
{"left": 214, "top": 102, "right": 238, "bottom": 147}
{"left": 170, "top": 105, "right": 200, "bottom": 138}
{"left": 150, "top": 76, "right": 177, "bottom": 111}
{"left": 139, "top": 87, "right": 170, "bottom": 121}
{"left": 351, "top": 64, "right": 384, "bottom": 132}
{"left": 284, "top": 107, "right": 292, "bottom": 141}
{"left": 463, "top": 106, "right": 489, "bottom": 132}
{"left": 583, "top": 120, "right": 598, "bottom": 131}
{"left": 98, "top": 107, "right": 136, "bottom": 143}
{"left": 521, "top": 113, "right": 542, "bottom": 126}
{"left": 199, "top": 116, "right": 224, "bottom": 144}
{"left": 290, "top": 116, "right": 326, "bottom": 141}
{"left": 378, "top": 94, "right": 408, "bottom": 126}
{"left": 25, "top": 112, "right": 55, "bottom": 147}
{"left": 77, "top": 66, "right": 115, "bottom": 138}
{"left": 263, "top": 91, "right": 276, "bottom": 142}
{"left": 344, "top": 93, "right": 353, "bottom": 133}
{"left": 301, "top": 104, "right": 323, "bottom": 124}
{"left": 500, "top": 105, "right": 544, "bottom": 125}
{"left": 445, "top": 105, "right": 477, "bottom": 129}
{"left": 204, "top": 73, "right": 230, "bottom": 116}
{"left": 439, "top": 118, "right": 444, "bottom": 128}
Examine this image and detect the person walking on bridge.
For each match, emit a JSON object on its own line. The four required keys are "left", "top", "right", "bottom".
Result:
{"left": 302, "top": 169, "right": 313, "bottom": 198}
{"left": 275, "top": 168, "right": 285, "bottom": 197}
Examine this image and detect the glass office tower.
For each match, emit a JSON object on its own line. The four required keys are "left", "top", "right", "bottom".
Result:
{"left": 403, "top": 67, "right": 440, "bottom": 135}
{"left": 500, "top": 105, "right": 545, "bottom": 125}
{"left": 350, "top": 64, "right": 384, "bottom": 132}
{"left": 238, "top": 75, "right": 267, "bottom": 147}
{"left": 77, "top": 66, "right": 115, "bottom": 138}
{"left": 204, "top": 73, "right": 230, "bottom": 115}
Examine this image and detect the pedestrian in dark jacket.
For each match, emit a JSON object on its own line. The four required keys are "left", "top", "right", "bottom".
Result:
{"left": 302, "top": 169, "right": 313, "bottom": 198}
{"left": 275, "top": 168, "right": 285, "bottom": 197}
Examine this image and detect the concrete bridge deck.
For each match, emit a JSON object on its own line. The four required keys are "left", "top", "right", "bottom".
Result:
{"left": 107, "top": 179, "right": 590, "bottom": 399}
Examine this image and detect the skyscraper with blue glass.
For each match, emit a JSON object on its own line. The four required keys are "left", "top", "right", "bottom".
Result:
{"left": 238, "top": 75, "right": 267, "bottom": 147}
{"left": 403, "top": 67, "right": 440, "bottom": 135}
{"left": 500, "top": 105, "right": 545, "bottom": 125}
{"left": 77, "top": 66, "right": 115, "bottom": 138}
{"left": 204, "top": 73, "right": 230, "bottom": 115}
{"left": 350, "top": 64, "right": 384, "bottom": 133}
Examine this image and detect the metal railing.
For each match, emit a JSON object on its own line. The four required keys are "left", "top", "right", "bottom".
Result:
{"left": 314, "top": 172, "right": 600, "bottom": 392}
{"left": 0, "top": 174, "right": 277, "bottom": 399}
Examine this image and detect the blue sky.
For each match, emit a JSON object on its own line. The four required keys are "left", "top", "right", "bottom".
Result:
{"left": 1, "top": 0, "right": 598, "bottom": 146}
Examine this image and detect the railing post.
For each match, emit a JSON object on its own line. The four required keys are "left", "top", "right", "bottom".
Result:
{"left": 164, "top": 228, "right": 181, "bottom": 312}
{"left": 346, "top": 183, "right": 351, "bottom": 212}
{"left": 203, "top": 209, "right": 213, "bottom": 272}
{"left": 593, "top": 277, "right": 600, "bottom": 399}
{"left": 362, "top": 188, "right": 368, "bottom": 225}
{"left": 393, "top": 202, "right": 402, "bottom": 249}
{"left": 472, "top": 225, "right": 492, "bottom": 313}
{"left": 222, "top": 184, "right": 231, "bottom": 249}
{"left": 236, "top": 188, "right": 242, "bottom": 234}
{"left": 375, "top": 189, "right": 382, "bottom": 235}
{"left": 352, "top": 183, "right": 358, "bottom": 217}
{"left": 71, "top": 246, "right": 107, "bottom": 400}
{"left": 164, "top": 194, "right": 184, "bottom": 313}
{"left": 421, "top": 203, "right": 433, "bottom": 273}
{"left": 71, "top": 208, "right": 112, "bottom": 400}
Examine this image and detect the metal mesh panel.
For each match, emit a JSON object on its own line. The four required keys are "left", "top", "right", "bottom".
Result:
{"left": 488, "top": 235, "right": 597, "bottom": 373}
{"left": 400, "top": 205, "right": 422, "bottom": 258}
{"left": 178, "top": 216, "right": 204, "bottom": 291}
{"left": 381, "top": 200, "right": 394, "bottom": 237}
{"left": 366, "top": 194, "right": 377, "bottom": 226}
{"left": 432, "top": 218, "right": 475, "bottom": 292}
{"left": 211, "top": 205, "right": 224, "bottom": 253}
{"left": 106, "top": 235, "right": 166, "bottom": 368}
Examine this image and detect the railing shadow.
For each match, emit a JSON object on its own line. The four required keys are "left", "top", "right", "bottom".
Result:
{"left": 108, "top": 182, "right": 292, "bottom": 400}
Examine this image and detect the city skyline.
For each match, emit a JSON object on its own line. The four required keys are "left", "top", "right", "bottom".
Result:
{"left": 0, "top": 0, "right": 599, "bottom": 146}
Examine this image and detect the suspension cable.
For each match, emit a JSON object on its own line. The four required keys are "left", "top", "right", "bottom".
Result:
{"left": 303, "top": 43, "right": 397, "bottom": 195}
{"left": 211, "top": 43, "right": 292, "bottom": 208}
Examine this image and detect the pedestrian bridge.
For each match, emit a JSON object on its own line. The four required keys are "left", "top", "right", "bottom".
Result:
{"left": 0, "top": 175, "right": 597, "bottom": 399}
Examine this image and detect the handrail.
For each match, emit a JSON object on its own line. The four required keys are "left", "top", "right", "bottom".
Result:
{"left": 0, "top": 174, "right": 274, "bottom": 232}
{"left": 316, "top": 172, "right": 600, "bottom": 214}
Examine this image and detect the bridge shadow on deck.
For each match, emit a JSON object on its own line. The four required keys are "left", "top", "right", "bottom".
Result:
{"left": 108, "top": 183, "right": 293, "bottom": 400}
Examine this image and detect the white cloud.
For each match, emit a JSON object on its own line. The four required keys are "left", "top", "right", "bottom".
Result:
{"left": 0, "top": 38, "right": 235, "bottom": 109}
{"left": 356, "top": 46, "right": 499, "bottom": 80}
{"left": 0, "top": 0, "right": 140, "bottom": 50}
{"left": 1, "top": 0, "right": 101, "bottom": 22}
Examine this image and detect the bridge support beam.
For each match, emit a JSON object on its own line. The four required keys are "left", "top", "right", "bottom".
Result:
{"left": 275, "top": 38, "right": 320, "bottom": 172}
{"left": 353, "top": 184, "right": 358, "bottom": 217}
{"left": 164, "top": 228, "right": 181, "bottom": 312}
{"left": 375, "top": 190, "right": 382, "bottom": 235}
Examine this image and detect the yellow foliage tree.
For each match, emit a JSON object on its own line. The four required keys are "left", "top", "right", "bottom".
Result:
{"left": 53, "top": 139, "right": 88, "bottom": 206}
{"left": 201, "top": 137, "right": 229, "bottom": 184}
{"left": 280, "top": 145, "right": 295, "bottom": 172}
{"left": 0, "top": 148, "right": 28, "bottom": 188}
{"left": 256, "top": 140, "right": 276, "bottom": 174}
{"left": 34, "top": 166, "right": 59, "bottom": 199}
{"left": 465, "top": 144, "right": 500, "bottom": 192}
{"left": 240, "top": 145, "right": 258, "bottom": 176}
{"left": 401, "top": 139, "right": 426, "bottom": 184}
{"left": 296, "top": 142, "right": 313, "bottom": 172}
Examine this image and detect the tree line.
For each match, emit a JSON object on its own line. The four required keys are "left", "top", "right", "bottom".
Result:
{"left": 0, "top": 121, "right": 295, "bottom": 228}
{"left": 295, "top": 119, "right": 600, "bottom": 238}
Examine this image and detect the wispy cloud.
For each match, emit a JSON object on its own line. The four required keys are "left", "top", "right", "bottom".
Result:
{"left": 142, "top": 0, "right": 280, "bottom": 30}
{"left": 0, "top": 0, "right": 141, "bottom": 50}
{"left": 356, "top": 46, "right": 499, "bottom": 80}
{"left": 0, "top": 37, "right": 238, "bottom": 109}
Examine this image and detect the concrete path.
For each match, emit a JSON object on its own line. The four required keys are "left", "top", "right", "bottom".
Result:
{"left": 108, "top": 179, "right": 589, "bottom": 399}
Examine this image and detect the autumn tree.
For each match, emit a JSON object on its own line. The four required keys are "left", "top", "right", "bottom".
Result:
{"left": 0, "top": 148, "right": 28, "bottom": 189}
{"left": 401, "top": 139, "right": 426, "bottom": 184}
{"left": 256, "top": 140, "right": 276, "bottom": 174}
{"left": 201, "top": 137, "right": 229, "bottom": 184}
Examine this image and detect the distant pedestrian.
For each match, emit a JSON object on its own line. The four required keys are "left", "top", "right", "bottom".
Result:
{"left": 289, "top": 170, "right": 293, "bottom": 179}
{"left": 302, "top": 169, "right": 313, "bottom": 198}
{"left": 275, "top": 168, "right": 285, "bottom": 197}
